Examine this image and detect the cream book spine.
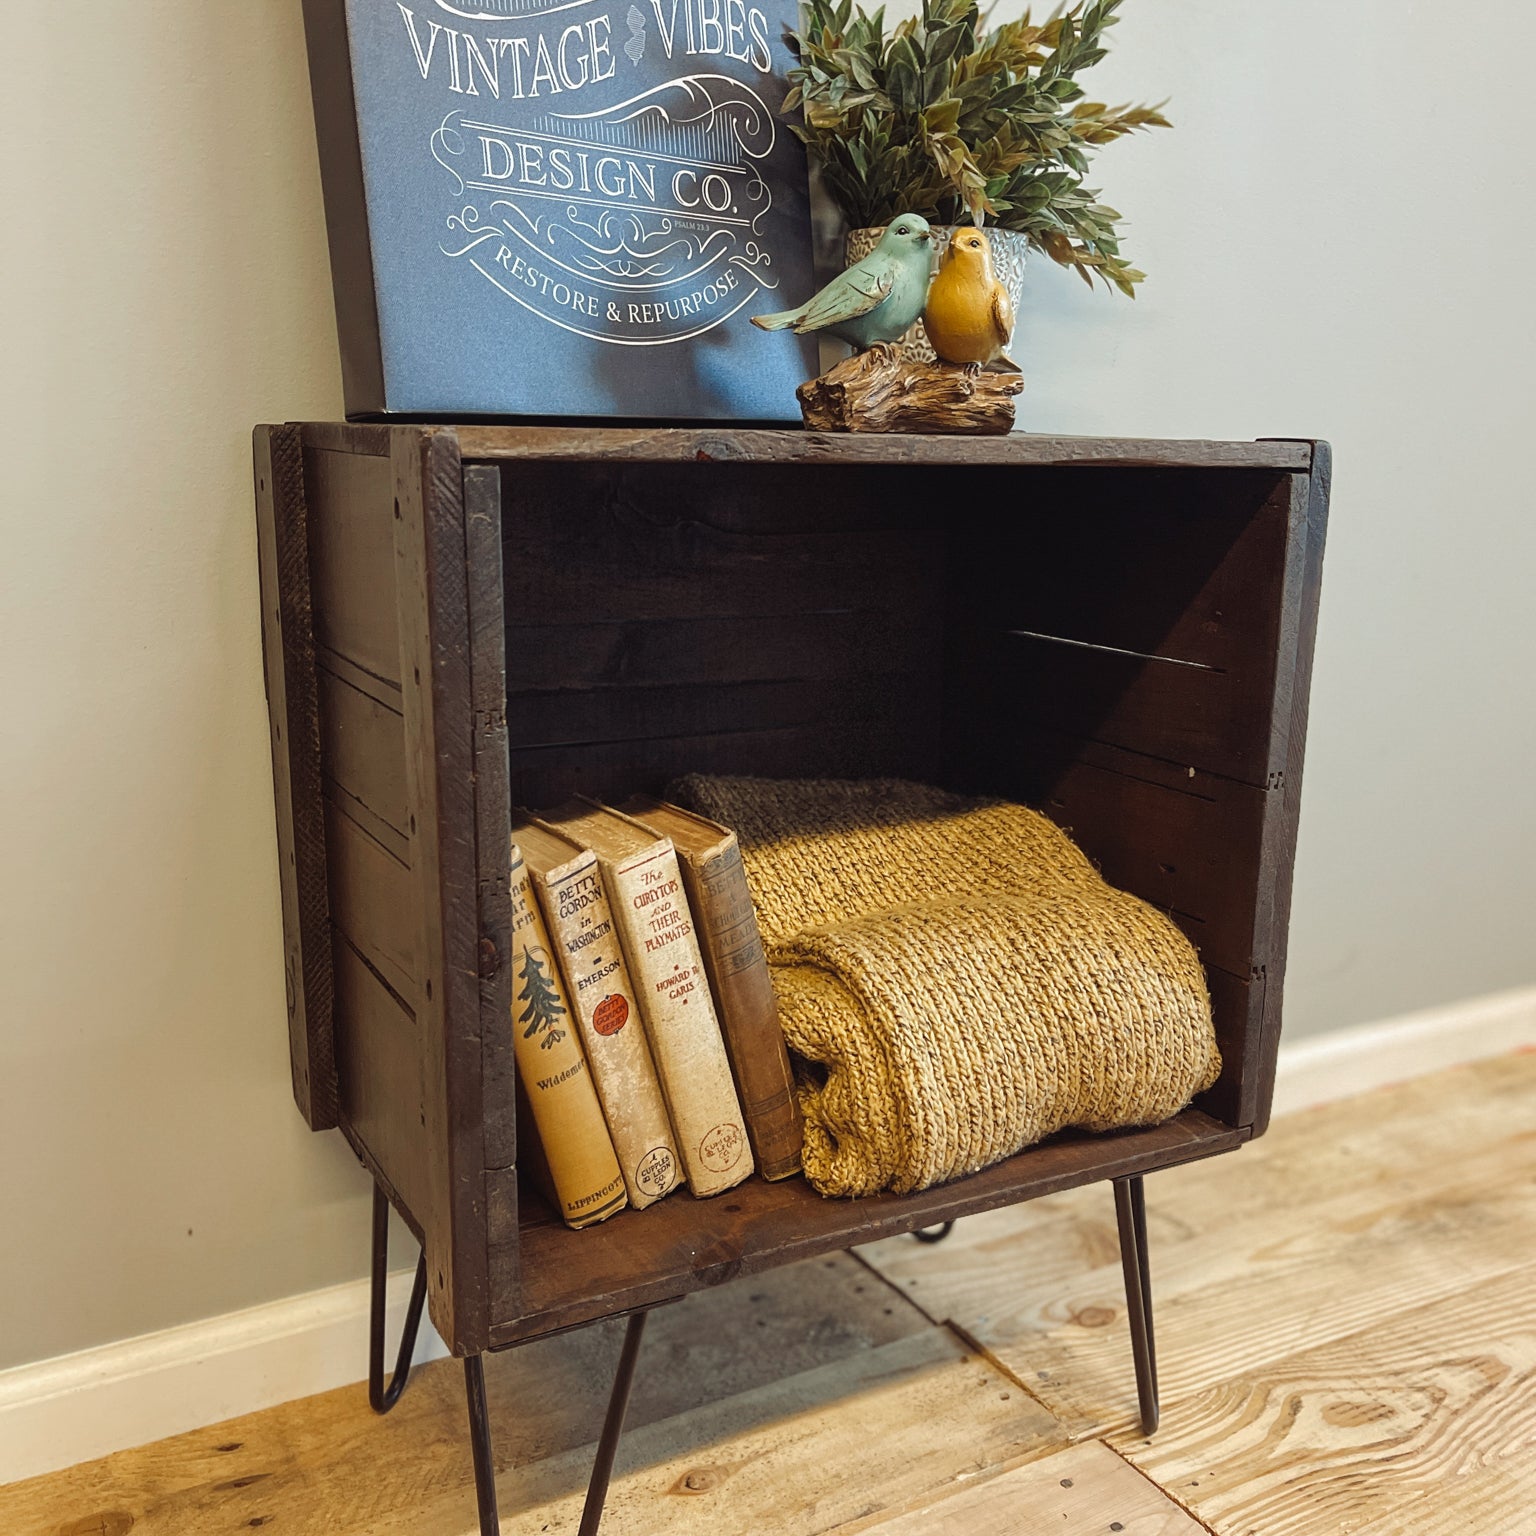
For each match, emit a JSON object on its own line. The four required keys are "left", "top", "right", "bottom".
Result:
{"left": 509, "top": 845, "right": 628, "bottom": 1229}
{"left": 531, "top": 849, "right": 682, "bottom": 1209}
{"left": 553, "top": 807, "right": 753, "bottom": 1197}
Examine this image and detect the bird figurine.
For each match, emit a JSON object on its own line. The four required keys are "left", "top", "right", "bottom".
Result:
{"left": 923, "top": 226, "right": 1019, "bottom": 373}
{"left": 752, "top": 215, "right": 934, "bottom": 351}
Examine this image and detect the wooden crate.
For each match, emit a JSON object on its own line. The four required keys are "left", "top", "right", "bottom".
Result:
{"left": 254, "top": 424, "right": 1329, "bottom": 1357}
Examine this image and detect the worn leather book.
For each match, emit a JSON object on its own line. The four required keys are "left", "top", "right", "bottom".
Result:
{"left": 509, "top": 841, "right": 628, "bottom": 1229}
{"left": 544, "top": 800, "right": 753, "bottom": 1198}
{"left": 514, "top": 814, "right": 682, "bottom": 1211}
{"left": 623, "top": 798, "right": 803, "bottom": 1181}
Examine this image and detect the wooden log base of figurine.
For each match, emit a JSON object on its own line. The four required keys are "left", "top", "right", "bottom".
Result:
{"left": 797, "top": 347, "right": 1024, "bottom": 435}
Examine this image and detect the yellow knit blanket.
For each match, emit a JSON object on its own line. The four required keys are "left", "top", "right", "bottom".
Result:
{"left": 675, "top": 776, "right": 1221, "bottom": 1197}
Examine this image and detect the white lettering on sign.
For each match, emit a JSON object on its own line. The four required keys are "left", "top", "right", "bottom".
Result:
{"left": 406, "top": 0, "right": 785, "bottom": 345}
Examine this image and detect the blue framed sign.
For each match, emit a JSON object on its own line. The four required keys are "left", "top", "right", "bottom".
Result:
{"left": 303, "top": 0, "right": 818, "bottom": 419}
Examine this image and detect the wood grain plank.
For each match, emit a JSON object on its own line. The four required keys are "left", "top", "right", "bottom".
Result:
{"left": 508, "top": 675, "right": 928, "bottom": 753}
{"left": 496, "top": 1113, "right": 1242, "bottom": 1346}
{"left": 858, "top": 1053, "right": 1536, "bottom": 1309}
{"left": 0, "top": 1254, "right": 935, "bottom": 1536}
{"left": 506, "top": 608, "right": 929, "bottom": 692}
{"left": 331, "top": 937, "right": 431, "bottom": 1226}
{"left": 324, "top": 801, "right": 418, "bottom": 1002}
{"left": 949, "top": 466, "right": 1293, "bottom": 787}
{"left": 501, "top": 469, "right": 942, "bottom": 627}
{"left": 506, "top": 718, "right": 944, "bottom": 812}
{"left": 463, "top": 462, "right": 518, "bottom": 1325}
{"left": 253, "top": 425, "right": 337, "bottom": 1130}
{"left": 859, "top": 1439, "right": 1208, "bottom": 1535}
{"left": 377, "top": 1329, "right": 1066, "bottom": 1536}
{"left": 857, "top": 1055, "right": 1536, "bottom": 1443}
{"left": 1246, "top": 444, "right": 1331, "bottom": 1137}
{"left": 392, "top": 426, "right": 489, "bottom": 1353}
{"left": 458, "top": 426, "right": 1311, "bottom": 471}
{"left": 306, "top": 445, "right": 400, "bottom": 687}
{"left": 1121, "top": 1265, "right": 1536, "bottom": 1536}
{"left": 300, "top": 421, "right": 391, "bottom": 457}
{"left": 317, "top": 660, "right": 408, "bottom": 839}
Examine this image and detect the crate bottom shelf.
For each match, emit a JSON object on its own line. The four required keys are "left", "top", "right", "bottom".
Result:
{"left": 493, "top": 1108, "right": 1244, "bottom": 1348}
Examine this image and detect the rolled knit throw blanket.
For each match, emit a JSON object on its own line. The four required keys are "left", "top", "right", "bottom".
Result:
{"left": 673, "top": 775, "right": 1221, "bottom": 1198}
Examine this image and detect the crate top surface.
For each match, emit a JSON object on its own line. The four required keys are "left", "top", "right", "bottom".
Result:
{"left": 289, "top": 423, "right": 1315, "bottom": 473}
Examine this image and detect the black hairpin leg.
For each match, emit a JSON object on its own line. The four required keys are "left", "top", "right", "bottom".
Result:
{"left": 578, "top": 1310, "right": 649, "bottom": 1535}
{"left": 461, "top": 1309, "right": 651, "bottom": 1536}
{"left": 912, "top": 1221, "right": 955, "bottom": 1244}
{"left": 1113, "top": 1174, "right": 1159, "bottom": 1436}
{"left": 465, "top": 1354, "right": 500, "bottom": 1536}
{"left": 369, "top": 1183, "right": 428, "bottom": 1415}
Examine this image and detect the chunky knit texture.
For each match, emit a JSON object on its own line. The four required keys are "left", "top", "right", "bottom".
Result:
{"left": 674, "top": 776, "right": 1221, "bottom": 1197}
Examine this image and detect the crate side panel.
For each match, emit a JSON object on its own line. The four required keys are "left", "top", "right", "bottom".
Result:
{"left": 332, "top": 937, "right": 431, "bottom": 1221}
{"left": 956, "top": 467, "right": 1294, "bottom": 787}
{"left": 324, "top": 802, "right": 419, "bottom": 1003}
{"left": 944, "top": 464, "right": 1326, "bottom": 1132}
{"left": 465, "top": 463, "right": 518, "bottom": 1321}
{"left": 393, "top": 429, "right": 491, "bottom": 1353}
{"left": 317, "top": 663, "right": 409, "bottom": 857}
{"left": 306, "top": 447, "right": 400, "bottom": 688}
{"left": 254, "top": 426, "right": 337, "bottom": 1130}
{"left": 1248, "top": 450, "right": 1331, "bottom": 1135}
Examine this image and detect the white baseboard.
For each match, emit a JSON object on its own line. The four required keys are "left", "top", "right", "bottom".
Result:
{"left": 0, "top": 1268, "right": 448, "bottom": 1486}
{"left": 1271, "top": 983, "right": 1536, "bottom": 1119}
{"left": 3, "top": 985, "right": 1533, "bottom": 1489}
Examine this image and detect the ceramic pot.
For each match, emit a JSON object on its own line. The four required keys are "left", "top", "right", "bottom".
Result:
{"left": 844, "top": 224, "right": 1030, "bottom": 364}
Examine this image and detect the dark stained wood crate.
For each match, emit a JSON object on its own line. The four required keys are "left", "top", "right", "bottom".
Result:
{"left": 254, "top": 424, "right": 1329, "bottom": 1356}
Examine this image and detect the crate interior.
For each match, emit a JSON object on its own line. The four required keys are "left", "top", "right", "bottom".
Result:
{"left": 493, "top": 456, "right": 1293, "bottom": 1336}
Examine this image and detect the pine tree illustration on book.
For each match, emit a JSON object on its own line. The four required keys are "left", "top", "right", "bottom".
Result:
{"left": 518, "top": 948, "right": 567, "bottom": 1052}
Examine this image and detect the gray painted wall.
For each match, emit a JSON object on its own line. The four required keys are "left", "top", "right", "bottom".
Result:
{"left": 2, "top": 0, "right": 1531, "bottom": 1372}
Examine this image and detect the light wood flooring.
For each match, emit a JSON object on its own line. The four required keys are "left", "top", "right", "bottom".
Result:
{"left": 5, "top": 1051, "right": 1534, "bottom": 1535}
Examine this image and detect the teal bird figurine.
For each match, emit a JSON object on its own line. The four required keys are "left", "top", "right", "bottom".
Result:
{"left": 752, "top": 215, "right": 934, "bottom": 351}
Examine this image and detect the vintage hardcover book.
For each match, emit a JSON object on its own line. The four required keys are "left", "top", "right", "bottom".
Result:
{"left": 509, "top": 841, "right": 628, "bottom": 1228}
{"left": 298, "top": 0, "right": 818, "bottom": 419}
{"left": 513, "top": 814, "right": 682, "bottom": 1209}
{"left": 544, "top": 800, "right": 753, "bottom": 1196}
{"left": 622, "top": 797, "right": 802, "bottom": 1180}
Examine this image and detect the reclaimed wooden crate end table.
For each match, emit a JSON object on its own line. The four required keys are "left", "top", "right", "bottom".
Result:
{"left": 253, "top": 425, "right": 1330, "bottom": 1534}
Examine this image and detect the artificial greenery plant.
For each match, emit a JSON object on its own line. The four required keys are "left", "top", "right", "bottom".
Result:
{"left": 784, "top": 0, "right": 1168, "bottom": 295}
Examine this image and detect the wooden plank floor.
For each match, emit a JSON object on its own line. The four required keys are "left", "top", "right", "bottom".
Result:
{"left": 3, "top": 1052, "right": 1533, "bottom": 1535}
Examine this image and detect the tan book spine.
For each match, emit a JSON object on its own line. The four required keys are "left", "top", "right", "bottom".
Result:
{"left": 509, "top": 845, "right": 628, "bottom": 1230}
{"left": 531, "top": 851, "right": 682, "bottom": 1209}
{"left": 602, "top": 842, "right": 753, "bottom": 1196}
{"left": 673, "top": 838, "right": 804, "bottom": 1181}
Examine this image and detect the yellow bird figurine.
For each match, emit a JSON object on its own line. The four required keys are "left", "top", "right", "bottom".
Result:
{"left": 923, "top": 227, "right": 1020, "bottom": 373}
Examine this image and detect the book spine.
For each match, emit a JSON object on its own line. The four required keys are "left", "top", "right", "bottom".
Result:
{"left": 534, "top": 857, "right": 682, "bottom": 1209}
{"left": 679, "top": 841, "right": 805, "bottom": 1181}
{"left": 509, "top": 849, "right": 628, "bottom": 1229}
{"left": 605, "top": 847, "right": 754, "bottom": 1196}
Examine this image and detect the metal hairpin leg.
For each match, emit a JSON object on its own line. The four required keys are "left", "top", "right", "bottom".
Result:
{"left": 369, "top": 1184, "right": 428, "bottom": 1415}
{"left": 578, "top": 1310, "right": 649, "bottom": 1535}
{"left": 464, "top": 1354, "right": 500, "bottom": 1536}
{"left": 461, "top": 1309, "right": 652, "bottom": 1536}
{"left": 912, "top": 1221, "right": 955, "bottom": 1244}
{"left": 1113, "top": 1174, "right": 1159, "bottom": 1436}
